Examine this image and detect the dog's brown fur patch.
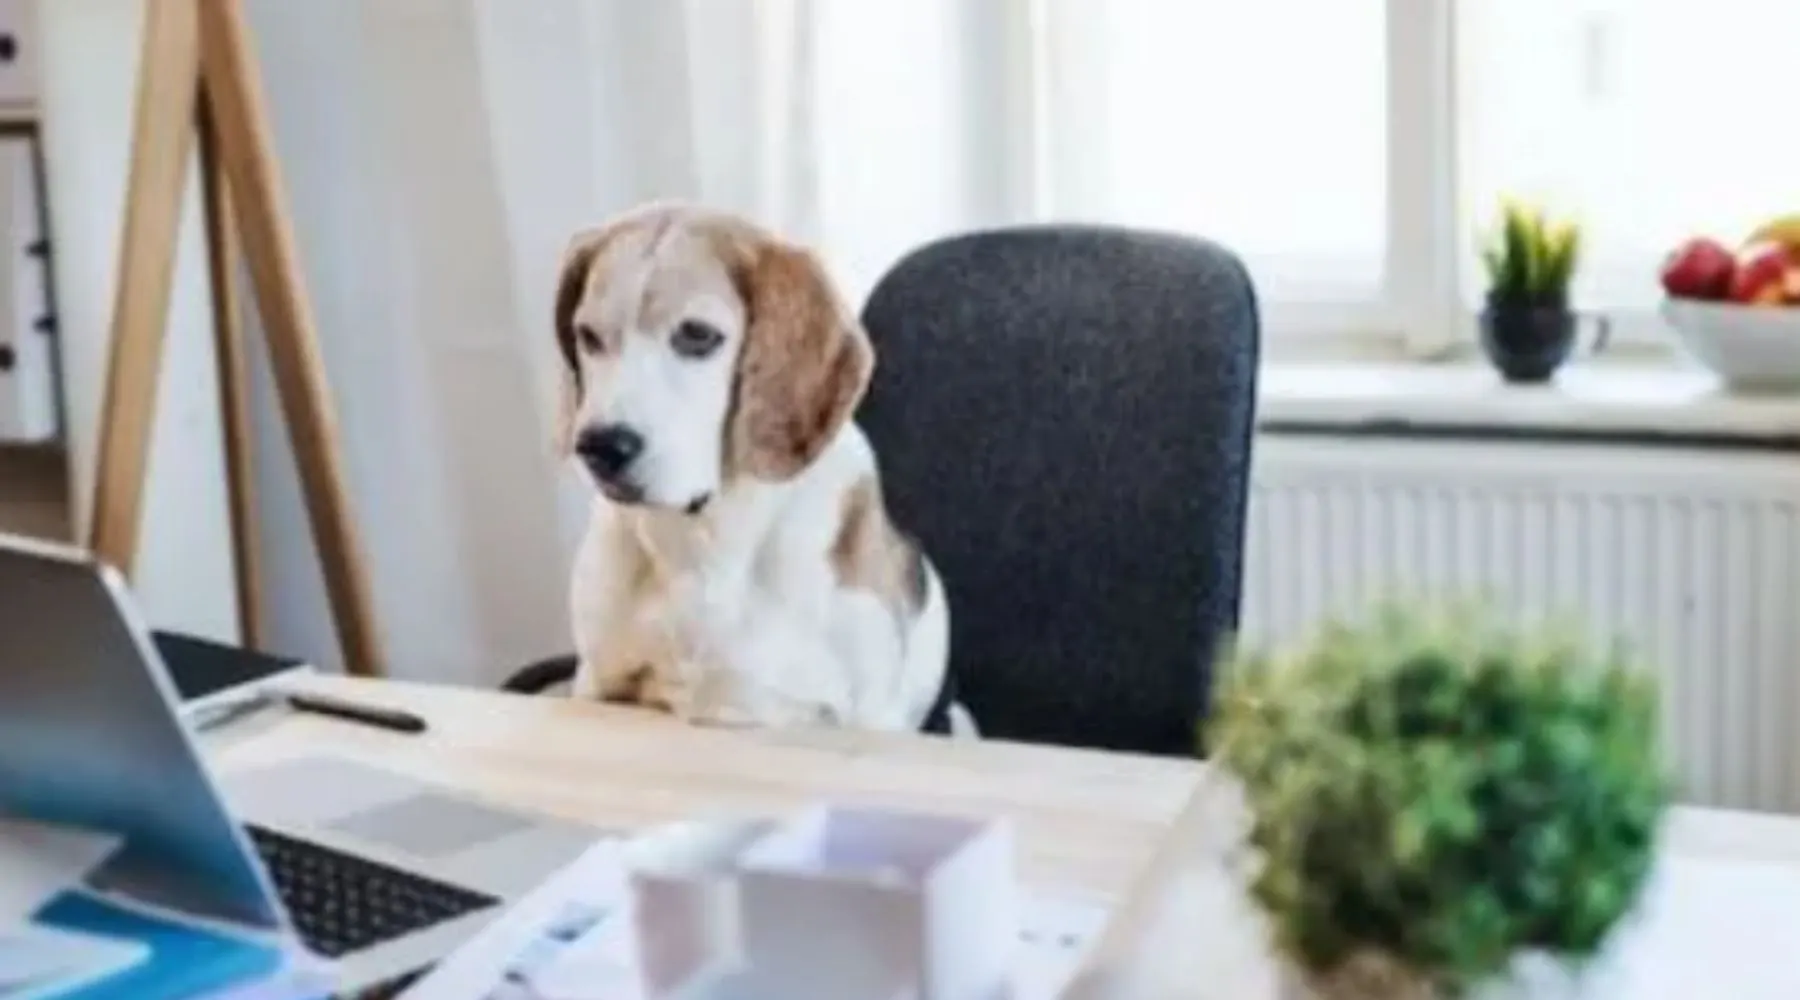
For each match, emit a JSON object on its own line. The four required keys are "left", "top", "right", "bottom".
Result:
{"left": 831, "top": 475, "right": 927, "bottom": 623}
{"left": 721, "top": 239, "right": 873, "bottom": 483}
{"left": 552, "top": 225, "right": 633, "bottom": 454}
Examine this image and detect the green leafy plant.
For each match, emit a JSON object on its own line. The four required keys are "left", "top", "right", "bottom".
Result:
{"left": 1208, "top": 601, "right": 1670, "bottom": 999}
{"left": 1481, "top": 199, "right": 1583, "bottom": 306}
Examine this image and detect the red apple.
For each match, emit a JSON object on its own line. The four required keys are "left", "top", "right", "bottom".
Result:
{"left": 1729, "top": 242, "right": 1791, "bottom": 306}
{"left": 1660, "top": 237, "right": 1737, "bottom": 300}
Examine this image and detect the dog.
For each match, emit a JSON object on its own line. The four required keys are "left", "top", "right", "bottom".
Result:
{"left": 552, "top": 203, "right": 968, "bottom": 735}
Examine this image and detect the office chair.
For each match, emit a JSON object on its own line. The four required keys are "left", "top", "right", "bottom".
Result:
{"left": 503, "top": 224, "right": 1260, "bottom": 758}
{"left": 856, "top": 224, "right": 1260, "bottom": 755}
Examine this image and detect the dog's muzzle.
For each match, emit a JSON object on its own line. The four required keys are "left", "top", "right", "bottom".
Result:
{"left": 576, "top": 423, "right": 711, "bottom": 516}
{"left": 575, "top": 423, "right": 644, "bottom": 485}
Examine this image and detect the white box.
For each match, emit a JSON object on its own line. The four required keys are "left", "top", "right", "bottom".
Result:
{"left": 625, "top": 818, "right": 774, "bottom": 998}
{"left": 731, "top": 806, "right": 1019, "bottom": 1000}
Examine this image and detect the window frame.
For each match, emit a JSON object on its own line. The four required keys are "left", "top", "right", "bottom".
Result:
{"left": 1387, "top": 0, "right": 1462, "bottom": 356}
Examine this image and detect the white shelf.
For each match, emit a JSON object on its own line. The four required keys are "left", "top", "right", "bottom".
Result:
{"left": 1260, "top": 363, "right": 1800, "bottom": 443}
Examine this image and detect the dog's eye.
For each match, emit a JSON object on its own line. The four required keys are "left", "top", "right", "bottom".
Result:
{"left": 575, "top": 324, "right": 603, "bottom": 354}
{"left": 670, "top": 319, "right": 725, "bottom": 359}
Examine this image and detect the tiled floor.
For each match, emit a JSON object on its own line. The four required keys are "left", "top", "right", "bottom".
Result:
{"left": 0, "top": 444, "right": 69, "bottom": 542}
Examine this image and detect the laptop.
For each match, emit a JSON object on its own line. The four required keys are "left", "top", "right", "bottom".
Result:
{"left": 0, "top": 533, "right": 599, "bottom": 993}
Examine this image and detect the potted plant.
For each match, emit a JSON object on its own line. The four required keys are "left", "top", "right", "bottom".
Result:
{"left": 1209, "top": 602, "right": 1670, "bottom": 1000}
{"left": 1478, "top": 200, "right": 1605, "bottom": 382}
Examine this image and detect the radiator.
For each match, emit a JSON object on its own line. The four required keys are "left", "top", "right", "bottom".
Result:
{"left": 1240, "top": 435, "right": 1800, "bottom": 814}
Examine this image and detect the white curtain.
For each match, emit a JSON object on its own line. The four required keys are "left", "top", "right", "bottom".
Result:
{"left": 483, "top": 0, "right": 1028, "bottom": 300}
{"left": 496, "top": 0, "right": 1402, "bottom": 317}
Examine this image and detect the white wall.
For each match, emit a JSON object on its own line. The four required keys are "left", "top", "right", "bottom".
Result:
{"left": 42, "top": 0, "right": 583, "bottom": 684}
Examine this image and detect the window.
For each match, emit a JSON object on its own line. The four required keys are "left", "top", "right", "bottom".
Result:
{"left": 804, "top": 0, "right": 1798, "bottom": 352}
{"left": 1055, "top": 0, "right": 1389, "bottom": 307}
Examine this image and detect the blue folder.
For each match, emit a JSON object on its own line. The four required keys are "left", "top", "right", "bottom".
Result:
{"left": 30, "top": 891, "right": 293, "bottom": 1000}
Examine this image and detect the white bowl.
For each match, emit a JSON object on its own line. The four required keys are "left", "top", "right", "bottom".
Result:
{"left": 1661, "top": 297, "right": 1800, "bottom": 393}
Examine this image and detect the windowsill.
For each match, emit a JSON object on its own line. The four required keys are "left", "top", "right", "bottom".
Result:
{"left": 1259, "top": 360, "right": 1800, "bottom": 449}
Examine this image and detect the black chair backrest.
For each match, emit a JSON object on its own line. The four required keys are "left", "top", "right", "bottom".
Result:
{"left": 857, "top": 224, "right": 1260, "bottom": 755}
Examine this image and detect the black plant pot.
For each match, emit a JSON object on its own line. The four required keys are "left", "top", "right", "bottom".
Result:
{"left": 1479, "top": 301, "right": 1580, "bottom": 384}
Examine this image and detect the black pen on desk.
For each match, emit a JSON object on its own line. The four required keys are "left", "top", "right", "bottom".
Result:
{"left": 285, "top": 691, "right": 428, "bottom": 734}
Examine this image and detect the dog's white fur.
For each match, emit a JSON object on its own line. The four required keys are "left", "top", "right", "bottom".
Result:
{"left": 556, "top": 203, "right": 961, "bottom": 732}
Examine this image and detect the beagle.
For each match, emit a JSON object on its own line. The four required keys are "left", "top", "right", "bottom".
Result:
{"left": 553, "top": 203, "right": 969, "bottom": 735}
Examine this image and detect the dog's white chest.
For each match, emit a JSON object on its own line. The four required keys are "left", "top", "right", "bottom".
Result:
{"left": 632, "top": 558, "right": 852, "bottom": 727}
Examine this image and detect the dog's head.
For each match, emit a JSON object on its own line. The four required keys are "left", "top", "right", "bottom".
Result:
{"left": 553, "top": 204, "right": 873, "bottom": 513}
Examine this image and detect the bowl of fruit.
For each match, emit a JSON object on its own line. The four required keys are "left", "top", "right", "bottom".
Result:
{"left": 1660, "top": 219, "right": 1800, "bottom": 392}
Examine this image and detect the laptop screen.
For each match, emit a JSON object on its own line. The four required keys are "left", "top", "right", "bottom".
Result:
{"left": 0, "top": 535, "right": 287, "bottom": 933}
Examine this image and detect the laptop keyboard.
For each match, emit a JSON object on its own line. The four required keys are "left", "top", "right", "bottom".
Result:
{"left": 246, "top": 824, "right": 499, "bottom": 958}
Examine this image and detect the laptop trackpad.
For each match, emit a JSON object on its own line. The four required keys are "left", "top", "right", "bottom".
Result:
{"left": 224, "top": 756, "right": 599, "bottom": 900}
{"left": 326, "top": 793, "right": 532, "bottom": 859}
{"left": 223, "top": 756, "right": 528, "bottom": 861}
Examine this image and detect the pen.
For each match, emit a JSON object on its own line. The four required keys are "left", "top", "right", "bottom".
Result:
{"left": 286, "top": 692, "right": 429, "bottom": 734}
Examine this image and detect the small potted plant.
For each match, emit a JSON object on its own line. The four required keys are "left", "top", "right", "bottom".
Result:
{"left": 1478, "top": 200, "right": 1605, "bottom": 382}
{"left": 1209, "top": 602, "right": 1670, "bottom": 1000}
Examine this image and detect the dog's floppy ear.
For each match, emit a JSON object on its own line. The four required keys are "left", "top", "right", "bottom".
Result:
{"left": 552, "top": 233, "right": 603, "bottom": 456}
{"left": 727, "top": 242, "right": 874, "bottom": 481}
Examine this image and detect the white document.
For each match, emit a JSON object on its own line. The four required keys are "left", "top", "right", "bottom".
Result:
{"left": 401, "top": 840, "right": 634, "bottom": 1000}
{"left": 404, "top": 837, "right": 1109, "bottom": 1000}
{"left": 0, "top": 817, "right": 122, "bottom": 927}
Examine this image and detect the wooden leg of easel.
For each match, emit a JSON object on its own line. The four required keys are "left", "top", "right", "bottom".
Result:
{"left": 197, "top": 89, "right": 263, "bottom": 649}
{"left": 88, "top": 0, "right": 202, "bottom": 574}
{"left": 196, "top": 0, "right": 384, "bottom": 676}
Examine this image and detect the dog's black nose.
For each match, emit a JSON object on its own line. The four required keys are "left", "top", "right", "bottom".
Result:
{"left": 576, "top": 424, "right": 644, "bottom": 480}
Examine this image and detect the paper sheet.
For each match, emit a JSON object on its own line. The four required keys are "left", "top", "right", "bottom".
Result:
{"left": 0, "top": 818, "right": 122, "bottom": 927}
{"left": 404, "top": 840, "right": 1109, "bottom": 1000}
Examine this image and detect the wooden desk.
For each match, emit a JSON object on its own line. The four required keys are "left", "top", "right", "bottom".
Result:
{"left": 208, "top": 676, "right": 1800, "bottom": 998}
{"left": 206, "top": 675, "right": 1201, "bottom": 904}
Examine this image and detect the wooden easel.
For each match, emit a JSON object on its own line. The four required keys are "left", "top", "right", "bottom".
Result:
{"left": 88, "top": 0, "right": 383, "bottom": 677}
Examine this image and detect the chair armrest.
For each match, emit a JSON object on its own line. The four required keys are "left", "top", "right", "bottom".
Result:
{"left": 500, "top": 654, "right": 578, "bottom": 694}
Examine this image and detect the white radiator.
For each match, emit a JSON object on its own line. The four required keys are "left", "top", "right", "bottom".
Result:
{"left": 1241, "top": 435, "right": 1800, "bottom": 814}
